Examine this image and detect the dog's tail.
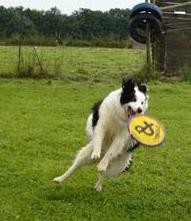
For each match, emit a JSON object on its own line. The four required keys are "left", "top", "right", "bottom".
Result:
{"left": 86, "top": 114, "right": 94, "bottom": 140}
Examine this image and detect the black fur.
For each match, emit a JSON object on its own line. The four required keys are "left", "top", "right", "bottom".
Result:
{"left": 120, "top": 79, "right": 136, "bottom": 105}
{"left": 122, "top": 156, "right": 133, "bottom": 173}
{"left": 92, "top": 100, "right": 102, "bottom": 127}
{"left": 138, "top": 84, "right": 147, "bottom": 94}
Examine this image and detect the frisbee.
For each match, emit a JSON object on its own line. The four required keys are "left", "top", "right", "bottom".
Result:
{"left": 128, "top": 115, "right": 166, "bottom": 147}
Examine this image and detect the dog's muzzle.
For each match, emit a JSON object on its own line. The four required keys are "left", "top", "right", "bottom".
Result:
{"left": 127, "top": 106, "right": 136, "bottom": 118}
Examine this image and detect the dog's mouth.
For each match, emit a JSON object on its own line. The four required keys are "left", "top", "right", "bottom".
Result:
{"left": 127, "top": 106, "right": 136, "bottom": 118}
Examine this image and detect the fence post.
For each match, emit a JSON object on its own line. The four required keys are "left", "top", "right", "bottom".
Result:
{"left": 146, "top": 0, "right": 152, "bottom": 70}
{"left": 17, "top": 44, "right": 22, "bottom": 73}
{"left": 33, "top": 47, "right": 44, "bottom": 73}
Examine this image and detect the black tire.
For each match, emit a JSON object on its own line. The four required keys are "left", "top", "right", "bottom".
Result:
{"left": 130, "top": 3, "right": 162, "bottom": 21}
{"left": 129, "top": 13, "right": 162, "bottom": 44}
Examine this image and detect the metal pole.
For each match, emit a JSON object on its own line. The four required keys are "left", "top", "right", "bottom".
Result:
{"left": 161, "top": 1, "right": 191, "bottom": 11}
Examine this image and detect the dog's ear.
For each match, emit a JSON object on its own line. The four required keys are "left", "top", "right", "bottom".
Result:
{"left": 122, "top": 79, "right": 135, "bottom": 92}
{"left": 138, "top": 84, "right": 147, "bottom": 95}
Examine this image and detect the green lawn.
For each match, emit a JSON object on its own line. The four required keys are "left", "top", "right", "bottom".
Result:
{"left": 0, "top": 46, "right": 145, "bottom": 81}
{"left": 0, "top": 79, "right": 191, "bottom": 221}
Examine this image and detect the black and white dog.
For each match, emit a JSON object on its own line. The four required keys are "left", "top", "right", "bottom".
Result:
{"left": 53, "top": 80, "right": 149, "bottom": 191}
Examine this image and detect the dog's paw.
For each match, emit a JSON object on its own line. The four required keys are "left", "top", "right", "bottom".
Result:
{"left": 97, "top": 161, "right": 108, "bottom": 172}
{"left": 53, "top": 176, "right": 63, "bottom": 184}
{"left": 91, "top": 151, "right": 101, "bottom": 160}
{"left": 95, "top": 184, "right": 103, "bottom": 192}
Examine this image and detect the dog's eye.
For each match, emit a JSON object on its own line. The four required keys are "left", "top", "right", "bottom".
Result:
{"left": 141, "top": 102, "right": 144, "bottom": 105}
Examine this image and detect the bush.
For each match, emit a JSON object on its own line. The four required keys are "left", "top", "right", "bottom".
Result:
{"left": 126, "top": 64, "right": 160, "bottom": 82}
{"left": 0, "top": 35, "right": 57, "bottom": 46}
{"left": 180, "top": 66, "right": 191, "bottom": 82}
{"left": 64, "top": 37, "right": 133, "bottom": 49}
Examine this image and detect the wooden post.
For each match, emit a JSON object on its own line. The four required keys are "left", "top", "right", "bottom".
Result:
{"left": 146, "top": 0, "right": 152, "bottom": 69}
{"left": 33, "top": 47, "right": 44, "bottom": 73}
{"left": 17, "top": 44, "right": 22, "bottom": 73}
{"left": 151, "top": 0, "right": 166, "bottom": 73}
{"left": 161, "top": 1, "right": 191, "bottom": 11}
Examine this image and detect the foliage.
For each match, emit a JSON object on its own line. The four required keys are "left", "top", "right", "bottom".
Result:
{"left": 0, "top": 6, "right": 35, "bottom": 37}
{"left": 0, "top": 80, "right": 190, "bottom": 221}
{"left": 7, "top": 12, "right": 35, "bottom": 37}
{"left": 180, "top": 66, "right": 191, "bottom": 82}
{"left": 0, "top": 6, "right": 131, "bottom": 46}
{"left": 128, "top": 64, "right": 161, "bottom": 82}
{"left": 64, "top": 37, "right": 133, "bottom": 49}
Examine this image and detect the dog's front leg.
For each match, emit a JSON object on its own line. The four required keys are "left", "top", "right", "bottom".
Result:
{"left": 97, "top": 136, "right": 124, "bottom": 172}
{"left": 91, "top": 124, "right": 105, "bottom": 160}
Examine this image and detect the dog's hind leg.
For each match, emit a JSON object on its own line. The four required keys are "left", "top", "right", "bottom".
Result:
{"left": 53, "top": 142, "right": 93, "bottom": 184}
{"left": 95, "top": 173, "right": 106, "bottom": 192}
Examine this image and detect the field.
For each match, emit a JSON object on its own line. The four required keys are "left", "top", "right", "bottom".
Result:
{"left": 0, "top": 79, "right": 191, "bottom": 221}
{"left": 0, "top": 46, "right": 145, "bottom": 80}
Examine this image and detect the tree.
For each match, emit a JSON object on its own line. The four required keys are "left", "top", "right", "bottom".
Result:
{"left": 0, "top": 6, "right": 131, "bottom": 42}
{"left": 7, "top": 11, "right": 35, "bottom": 37}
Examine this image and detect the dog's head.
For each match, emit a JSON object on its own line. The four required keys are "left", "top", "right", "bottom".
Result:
{"left": 120, "top": 79, "right": 149, "bottom": 118}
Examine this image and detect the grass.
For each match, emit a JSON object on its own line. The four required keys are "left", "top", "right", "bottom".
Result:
{"left": 0, "top": 46, "right": 145, "bottom": 81}
{"left": 0, "top": 79, "right": 191, "bottom": 221}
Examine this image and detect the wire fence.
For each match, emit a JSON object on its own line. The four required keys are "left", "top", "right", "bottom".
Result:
{"left": 153, "top": 0, "right": 191, "bottom": 74}
{"left": 0, "top": 45, "right": 146, "bottom": 81}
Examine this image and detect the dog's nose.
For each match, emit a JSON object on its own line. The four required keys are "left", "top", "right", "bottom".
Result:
{"left": 137, "top": 108, "right": 142, "bottom": 113}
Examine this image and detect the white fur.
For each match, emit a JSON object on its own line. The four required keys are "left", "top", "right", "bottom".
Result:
{"left": 53, "top": 84, "right": 148, "bottom": 191}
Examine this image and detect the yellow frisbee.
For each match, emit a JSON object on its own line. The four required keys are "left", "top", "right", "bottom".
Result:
{"left": 128, "top": 115, "right": 166, "bottom": 146}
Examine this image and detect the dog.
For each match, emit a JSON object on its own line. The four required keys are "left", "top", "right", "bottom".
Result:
{"left": 53, "top": 79, "right": 149, "bottom": 191}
